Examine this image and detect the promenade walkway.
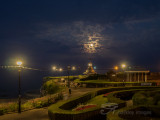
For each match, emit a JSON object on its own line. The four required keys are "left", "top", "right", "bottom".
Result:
{"left": 0, "top": 88, "right": 96, "bottom": 120}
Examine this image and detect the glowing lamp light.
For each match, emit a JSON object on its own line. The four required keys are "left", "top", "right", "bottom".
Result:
{"left": 121, "top": 64, "right": 126, "bottom": 68}
{"left": 52, "top": 66, "right": 56, "bottom": 70}
{"left": 72, "top": 66, "right": 76, "bottom": 70}
{"left": 114, "top": 66, "right": 118, "bottom": 70}
{"left": 16, "top": 61, "right": 22, "bottom": 66}
{"left": 59, "top": 68, "right": 63, "bottom": 72}
{"left": 90, "top": 44, "right": 93, "bottom": 47}
{"left": 88, "top": 63, "right": 92, "bottom": 67}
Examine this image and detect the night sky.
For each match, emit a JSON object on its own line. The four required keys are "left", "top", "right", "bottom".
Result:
{"left": 0, "top": 0, "right": 160, "bottom": 94}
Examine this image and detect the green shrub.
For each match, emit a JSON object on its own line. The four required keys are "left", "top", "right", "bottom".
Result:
{"left": 132, "top": 93, "right": 147, "bottom": 105}
{"left": 154, "top": 94, "right": 160, "bottom": 103}
{"left": 132, "top": 90, "right": 160, "bottom": 106}
{"left": 0, "top": 108, "right": 7, "bottom": 115}
{"left": 157, "top": 101, "right": 160, "bottom": 106}
{"left": 86, "top": 95, "right": 108, "bottom": 106}
{"left": 43, "top": 81, "right": 60, "bottom": 94}
{"left": 22, "top": 101, "right": 33, "bottom": 110}
{"left": 80, "top": 74, "right": 99, "bottom": 81}
{"left": 8, "top": 103, "right": 18, "bottom": 112}
{"left": 146, "top": 97, "right": 156, "bottom": 105}
{"left": 55, "top": 92, "right": 63, "bottom": 101}
{"left": 0, "top": 91, "right": 64, "bottom": 115}
{"left": 22, "top": 93, "right": 63, "bottom": 110}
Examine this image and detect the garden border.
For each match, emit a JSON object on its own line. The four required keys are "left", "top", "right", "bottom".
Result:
{"left": 48, "top": 86, "right": 160, "bottom": 120}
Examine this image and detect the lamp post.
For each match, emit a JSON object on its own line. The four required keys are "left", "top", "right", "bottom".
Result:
{"left": 52, "top": 66, "right": 57, "bottom": 77}
{"left": 59, "top": 68, "right": 63, "bottom": 72}
{"left": 67, "top": 66, "right": 76, "bottom": 94}
{"left": 114, "top": 66, "right": 119, "bottom": 81}
{"left": 121, "top": 64, "right": 126, "bottom": 86}
{"left": 114, "top": 66, "right": 118, "bottom": 72}
{"left": 121, "top": 64, "right": 126, "bottom": 69}
{"left": 67, "top": 66, "right": 71, "bottom": 94}
{"left": 54, "top": 66, "right": 76, "bottom": 94}
{"left": 16, "top": 61, "right": 22, "bottom": 113}
{"left": 52, "top": 66, "right": 57, "bottom": 71}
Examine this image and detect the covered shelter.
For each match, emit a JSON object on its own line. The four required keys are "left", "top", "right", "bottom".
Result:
{"left": 125, "top": 68, "right": 150, "bottom": 82}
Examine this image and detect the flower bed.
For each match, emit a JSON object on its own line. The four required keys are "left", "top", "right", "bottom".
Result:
{"left": 103, "top": 92, "right": 113, "bottom": 97}
{"left": 73, "top": 104, "right": 97, "bottom": 111}
{"left": 0, "top": 92, "right": 63, "bottom": 115}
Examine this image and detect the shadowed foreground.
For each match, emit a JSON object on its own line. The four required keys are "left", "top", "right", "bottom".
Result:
{"left": 0, "top": 88, "right": 96, "bottom": 120}
{"left": 0, "top": 108, "right": 49, "bottom": 120}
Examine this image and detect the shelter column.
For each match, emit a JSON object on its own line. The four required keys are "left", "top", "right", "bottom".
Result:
{"left": 138, "top": 72, "right": 139, "bottom": 83}
{"left": 145, "top": 73, "right": 147, "bottom": 82}
{"left": 134, "top": 73, "right": 136, "bottom": 82}
{"left": 142, "top": 73, "right": 144, "bottom": 82}
{"left": 127, "top": 73, "right": 129, "bottom": 82}
{"left": 130, "top": 73, "right": 132, "bottom": 82}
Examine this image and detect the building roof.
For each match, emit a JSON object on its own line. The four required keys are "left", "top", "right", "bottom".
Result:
{"left": 125, "top": 67, "right": 149, "bottom": 73}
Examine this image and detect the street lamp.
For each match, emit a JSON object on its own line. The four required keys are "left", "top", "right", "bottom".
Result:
{"left": 16, "top": 61, "right": 22, "bottom": 113}
{"left": 67, "top": 66, "right": 71, "bottom": 94}
{"left": 59, "top": 68, "right": 63, "bottom": 72}
{"left": 55, "top": 65, "right": 77, "bottom": 95}
{"left": 67, "top": 66, "right": 77, "bottom": 94}
{"left": 121, "top": 64, "right": 126, "bottom": 86}
{"left": 121, "top": 64, "right": 126, "bottom": 69}
{"left": 114, "top": 66, "right": 119, "bottom": 71}
{"left": 72, "top": 66, "right": 76, "bottom": 71}
{"left": 52, "top": 66, "right": 57, "bottom": 71}
{"left": 114, "top": 66, "right": 118, "bottom": 81}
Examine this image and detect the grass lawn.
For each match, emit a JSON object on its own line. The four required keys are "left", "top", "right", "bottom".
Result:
{"left": 86, "top": 95, "right": 108, "bottom": 106}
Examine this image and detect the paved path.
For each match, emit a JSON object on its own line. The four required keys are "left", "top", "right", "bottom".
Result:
{"left": 0, "top": 88, "right": 96, "bottom": 120}
{"left": 0, "top": 108, "right": 49, "bottom": 120}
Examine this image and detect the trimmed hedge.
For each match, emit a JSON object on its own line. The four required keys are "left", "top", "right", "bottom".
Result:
{"left": 107, "top": 105, "right": 160, "bottom": 120}
{"left": 60, "top": 93, "right": 92, "bottom": 110}
{"left": 132, "top": 90, "right": 160, "bottom": 106}
{"left": 107, "top": 90, "right": 160, "bottom": 120}
{"left": 48, "top": 86, "right": 160, "bottom": 120}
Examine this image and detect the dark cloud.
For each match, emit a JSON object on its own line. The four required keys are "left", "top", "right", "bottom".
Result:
{"left": 0, "top": 0, "right": 160, "bottom": 69}
{"left": 1, "top": 0, "right": 160, "bottom": 94}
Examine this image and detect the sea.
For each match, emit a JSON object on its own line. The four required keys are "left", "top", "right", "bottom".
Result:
{"left": 0, "top": 69, "right": 50, "bottom": 99}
